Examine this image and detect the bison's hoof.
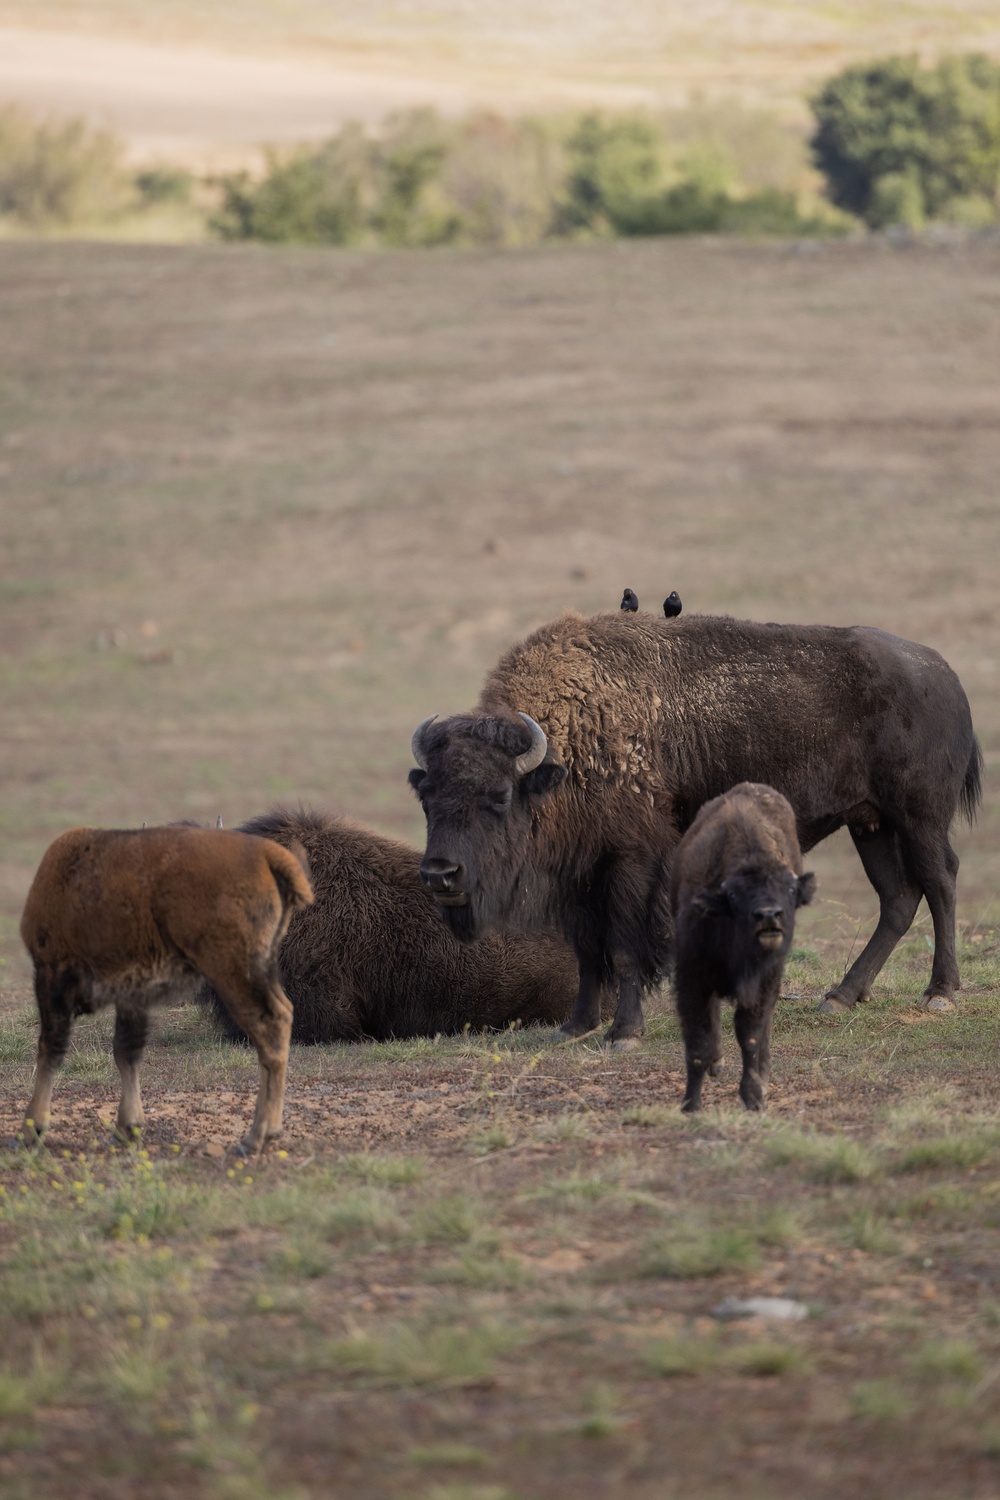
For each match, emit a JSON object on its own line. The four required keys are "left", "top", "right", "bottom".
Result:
{"left": 817, "top": 995, "right": 852, "bottom": 1015}
{"left": 921, "top": 994, "right": 956, "bottom": 1014}
{"left": 606, "top": 1036, "right": 642, "bottom": 1052}
{"left": 707, "top": 1058, "right": 725, "bottom": 1078}
{"left": 680, "top": 1096, "right": 701, "bottom": 1114}
{"left": 112, "top": 1124, "right": 143, "bottom": 1147}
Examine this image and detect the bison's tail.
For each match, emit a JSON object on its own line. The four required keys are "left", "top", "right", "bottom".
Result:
{"left": 960, "top": 737, "right": 984, "bottom": 825}
{"left": 264, "top": 839, "right": 314, "bottom": 911}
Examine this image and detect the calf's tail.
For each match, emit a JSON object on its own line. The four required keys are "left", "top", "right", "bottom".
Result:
{"left": 265, "top": 839, "right": 314, "bottom": 912}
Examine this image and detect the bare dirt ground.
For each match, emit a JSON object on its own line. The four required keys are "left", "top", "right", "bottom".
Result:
{"left": 2, "top": 2, "right": 1000, "bottom": 164}
{"left": 0, "top": 234, "right": 999, "bottom": 1497}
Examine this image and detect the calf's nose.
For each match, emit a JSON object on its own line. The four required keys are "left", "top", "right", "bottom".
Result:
{"left": 421, "top": 857, "right": 464, "bottom": 894}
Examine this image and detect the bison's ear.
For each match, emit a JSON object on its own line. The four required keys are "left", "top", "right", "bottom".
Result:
{"left": 692, "top": 888, "right": 730, "bottom": 918}
{"left": 796, "top": 872, "right": 817, "bottom": 908}
{"left": 522, "top": 762, "right": 567, "bottom": 798}
{"left": 408, "top": 768, "right": 427, "bottom": 793}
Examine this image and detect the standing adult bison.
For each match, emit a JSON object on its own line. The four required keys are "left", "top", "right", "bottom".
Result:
{"left": 409, "top": 611, "right": 981, "bottom": 1042}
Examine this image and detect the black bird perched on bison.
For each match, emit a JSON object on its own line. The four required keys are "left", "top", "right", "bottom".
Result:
{"left": 663, "top": 592, "right": 682, "bottom": 618}
{"left": 671, "top": 782, "right": 815, "bottom": 1113}
{"left": 620, "top": 588, "right": 639, "bottom": 612}
{"left": 203, "top": 808, "right": 583, "bottom": 1044}
{"left": 409, "top": 609, "right": 981, "bottom": 1046}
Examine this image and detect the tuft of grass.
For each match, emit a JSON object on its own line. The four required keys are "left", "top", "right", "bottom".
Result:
{"left": 268, "top": 1237, "right": 332, "bottom": 1280}
{"left": 576, "top": 1383, "right": 626, "bottom": 1438}
{"left": 643, "top": 1333, "right": 720, "bottom": 1377}
{"left": 411, "top": 1443, "right": 488, "bottom": 1467}
{"left": 467, "top": 1125, "right": 513, "bottom": 1156}
{"left": 343, "top": 1152, "right": 426, "bottom": 1185}
{"left": 323, "top": 1321, "right": 519, "bottom": 1388}
{"left": 892, "top": 1132, "right": 996, "bottom": 1175}
{"left": 534, "top": 1112, "right": 592, "bottom": 1143}
{"left": 641, "top": 1222, "right": 761, "bottom": 1279}
{"left": 620, "top": 1105, "right": 681, "bottom": 1128}
{"left": 765, "top": 1129, "right": 879, "bottom": 1183}
{"left": 911, "top": 1339, "right": 983, "bottom": 1385}
{"left": 839, "top": 1207, "right": 901, "bottom": 1255}
{"left": 412, "top": 1194, "right": 481, "bottom": 1246}
{"left": 728, "top": 1341, "right": 809, "bottom": 1377}
{"left": 850, "top": 1379, "right": 913, "bottom": 1421}
{"left": 0, "top": 1363, "right": 67, "bottom": 1418}
{"left": 321, "top": 1189, "right": 403, "bottom": 1245}
{"left": 430, "top": 1247, "right": 526, "bottom": 1290}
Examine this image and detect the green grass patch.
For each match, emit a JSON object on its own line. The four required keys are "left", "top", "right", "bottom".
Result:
{"left": 764, "top": 1128, "right": 879, "bottom": 1183}
{"left": 643, "top": 1332, "right": 720, "bottom": 1377}
{"left": 640, "top": 1222, "right": 762, "bottom": 1279}
{"left": 322, "top": 1320, "right": 520, "bottom": 1388}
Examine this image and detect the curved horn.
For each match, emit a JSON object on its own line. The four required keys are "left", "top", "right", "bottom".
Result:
{"left": 411, "top": 715, "right": 437, "bottom": 771}
{"left": 514, "top": 713, "right": 548, "bottom": 777}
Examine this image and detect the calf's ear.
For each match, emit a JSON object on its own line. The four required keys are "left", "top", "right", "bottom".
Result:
{"left": 408, "top": 768, "right": 427, "bottom": 792}
{"left": 522, "top": 762, "right": 567, "bottom": 798}
{"left": 692, "top": 888, "right": 730, "bottom": 917}
{"left": 796, "top": 872, "right": 817, "bottom": 908}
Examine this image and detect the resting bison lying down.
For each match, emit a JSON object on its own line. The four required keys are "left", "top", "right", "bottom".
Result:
{"left": 410, "top": 609, "right": 981, "bottom": 1045}
{"left": 17, "top": 825, "right": 313, "bottom": 1152}
{"left": 205, "top": 808, "right": 581, "bottom": 1044}
{"left": 671, "top": 783, "right": 815, "bottom": 1112}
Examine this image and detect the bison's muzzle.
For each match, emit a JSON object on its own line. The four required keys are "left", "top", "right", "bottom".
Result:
{"left": 753, "top": 903, "right": 786, "bottom": 950}
{"left": 420, "top": 857, "right": 469, "bottom": 907}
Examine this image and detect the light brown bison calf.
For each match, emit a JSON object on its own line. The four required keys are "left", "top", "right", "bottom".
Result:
{"left": 670, "top": 783, "right": 815, "bottom": 1113}
{"left": 17, "top": 825, "right": 313, "bottom": 1152}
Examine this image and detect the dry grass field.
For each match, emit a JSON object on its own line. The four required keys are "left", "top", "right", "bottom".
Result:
{"left": 1, "top": 232, "right": 1000, "bottom": 1497}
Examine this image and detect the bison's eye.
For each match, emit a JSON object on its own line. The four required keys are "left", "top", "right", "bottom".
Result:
{"left": 484, "top": 786, "right": 512, "bottom": 818}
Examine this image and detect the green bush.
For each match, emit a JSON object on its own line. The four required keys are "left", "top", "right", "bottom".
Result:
{"left": 0, "top": 107, "right": 130, "bottom": 228}
{"left": 212, "top": 104, "right": 837, "bottom": 248}
{"left": 810, "top": 53, "right": 1000, "bottom": 228}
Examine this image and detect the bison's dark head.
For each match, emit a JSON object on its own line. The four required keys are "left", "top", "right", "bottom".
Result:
{"left": 408, "top": 712, "right": 567, "bottom": 941}
{"left": 694, "top": 863, "right": 816, "bottom": 956}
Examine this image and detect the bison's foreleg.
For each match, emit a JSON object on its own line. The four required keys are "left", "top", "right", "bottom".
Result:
{"left": 19, "top": 966, "right": 75, "bottom": 1146}
{"left": 605, "top": 978, "right": 646, "bottom": 1048}
{"left": 677, "top": 982, "right": 721, "bottom": 1113}
{"left": 559, "top": 952, "right": 606, "bottom": 1038}
{"left": 113, "top": 1004, "right": 149, "bottom": 1142}
{"left": 733, "top": 981, "right": 779, "bottom": 1112}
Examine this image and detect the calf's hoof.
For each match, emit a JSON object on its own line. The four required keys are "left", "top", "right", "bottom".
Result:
{"left": 680, "top": 1096, "right": 701, "bottom": 1114}
{"left": 112, "top": 1123, "right": 143, "bottom": 1147}
{"left": 817, "top": 994, "right": 852, "bottom": 1015}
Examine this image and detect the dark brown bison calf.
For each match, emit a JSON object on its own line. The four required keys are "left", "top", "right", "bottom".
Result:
{"left": 206, "top": 808, "right": 582, "bottom": 1043}
{"left": 17, "top": 825, "right": 313, "bottom": 1152}
{"left": 670, "top": 783, "right": 815, "bottom": 1112}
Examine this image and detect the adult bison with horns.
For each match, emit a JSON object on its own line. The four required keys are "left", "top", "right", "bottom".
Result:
{"left": 409, "top": 611, "right": 981, "bottom": 1043}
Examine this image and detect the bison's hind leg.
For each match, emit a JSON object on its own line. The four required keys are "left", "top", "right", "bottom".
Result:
{"left": 113, "top": 1004, "right": 149, "bottom": 1143}
{"left": 821, "top": 824, "right": 921, "bottom": 1013}
{"left": 208, "top": 959, "right": 293, "bottom": 1155}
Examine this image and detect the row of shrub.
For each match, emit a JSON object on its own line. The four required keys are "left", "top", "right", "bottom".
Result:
{"left": 1, "top": 53, "right": 999, "bottom": 243}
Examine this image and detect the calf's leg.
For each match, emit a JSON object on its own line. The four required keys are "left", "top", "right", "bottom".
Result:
{"left": 211, "top": 964, "right": 293, "bottom": 1153}
{"left": 733, "top": 979, "right": 779, "bottom": 1112}
{"left": 676, "top": 980, "right": 722, "bottom": 1112}
{"left": 113, "top": 1004, "right": 149, "bottom": 1141}
{"left": 19, "top": 966, "right": 76, "bottom": 1145}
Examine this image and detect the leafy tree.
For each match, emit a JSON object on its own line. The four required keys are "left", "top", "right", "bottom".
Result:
{"left": 811, "top": 54, "right": 1000, "bottom": 227}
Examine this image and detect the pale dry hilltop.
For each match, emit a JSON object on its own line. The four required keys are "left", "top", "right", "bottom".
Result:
{"left": 0, "top": 0, "right": 999, "bottom": 165}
